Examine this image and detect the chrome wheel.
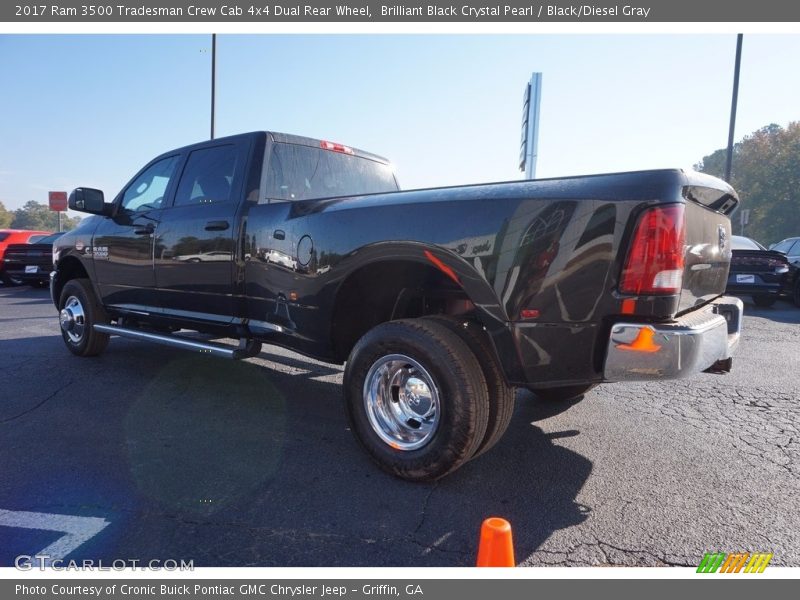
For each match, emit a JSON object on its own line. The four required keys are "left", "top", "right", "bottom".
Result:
{"left": 59, "top": 295, "right": 86, "bottom": 344}
{"left": 363, "top": 354, "right": 441, "bottom": 451}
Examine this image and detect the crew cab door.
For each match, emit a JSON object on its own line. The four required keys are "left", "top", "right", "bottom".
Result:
{"left": 93, "top": 154, "right": 181, "bottom": 309}
{"left": 154, "top": 139, "right": 250, "bottom": 322}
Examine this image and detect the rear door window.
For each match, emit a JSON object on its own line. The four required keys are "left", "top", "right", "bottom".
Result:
{"left": 173, "top": 145, "right": 240, "bottom": 207}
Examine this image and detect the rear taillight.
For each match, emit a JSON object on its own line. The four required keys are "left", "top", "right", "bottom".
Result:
{"left": 620, "top": 204, "right": 685, "bottom": 295}
{"left": 732, "top": 254, "right": 789, "bottom": 271}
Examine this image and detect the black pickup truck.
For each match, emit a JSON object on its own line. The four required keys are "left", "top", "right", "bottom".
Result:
{"left": 53, "top": 131, "right": 743, "bottom": 480}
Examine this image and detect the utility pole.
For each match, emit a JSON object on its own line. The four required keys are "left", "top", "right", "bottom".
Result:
{"left": 724, "top": 34, "right": 743, "bottom": 182}
{"left": 211, "top": 33, "right": 216, "bottom": 139}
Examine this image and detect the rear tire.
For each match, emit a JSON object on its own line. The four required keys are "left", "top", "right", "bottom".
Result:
{"left": 753, "top": 295, "right": 777, "bottom": 307}
{"left": 535, "top": 384, "right": 597, "bottom": 402}
{"left": 58, "top": 278, "right": 109, "bottom": 357}
{"left": 426, "top": 316, "right": 515, "bottom": 458}
{"left": 793, "top": 280, "right": 800, "bottom": 308}
{"left": 343, "top": 319, "right": 490, "bottom": 481}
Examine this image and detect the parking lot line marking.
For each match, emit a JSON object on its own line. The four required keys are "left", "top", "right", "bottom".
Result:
{"left": 0, "top": 508, "right": 110, "bottom": 564}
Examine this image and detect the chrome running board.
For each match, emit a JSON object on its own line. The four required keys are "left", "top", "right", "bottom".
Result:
{"left": 93, "top": 324, "right": 258, "bottom": 359}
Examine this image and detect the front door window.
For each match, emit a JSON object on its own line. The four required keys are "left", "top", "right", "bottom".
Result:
{"left": 121, "top": 155, "right": 180, "bottom": 212}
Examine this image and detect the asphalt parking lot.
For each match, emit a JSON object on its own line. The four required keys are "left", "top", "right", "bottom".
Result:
{"left": 1, "top": 284, "right": 798, "bottom": 567}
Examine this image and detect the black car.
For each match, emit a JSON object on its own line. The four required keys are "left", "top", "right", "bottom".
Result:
{"left": 726, "top": 235, "right": 799, "bottom": 307}
{"left": 2, "top": 232, "right": 66, "bottom": 287}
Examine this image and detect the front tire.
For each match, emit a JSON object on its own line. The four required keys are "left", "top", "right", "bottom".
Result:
{"left": 58, "top": 278, "right": 109, "bottom": 357}
{"left": 344, "top": 319, "right": 490, "bottom": 481}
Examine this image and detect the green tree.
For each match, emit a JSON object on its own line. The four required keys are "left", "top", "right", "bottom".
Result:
{"left": 0, "top": 201, "right": 13, "bottom": 228}
{"left": 10, "top": 200, "right": 81, "bottom": 231}
{"left": 695, "top": 122, "right": 800, "bottom": 245}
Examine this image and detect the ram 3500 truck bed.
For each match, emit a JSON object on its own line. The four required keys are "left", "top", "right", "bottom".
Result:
{"left": 53, "top": 131, "right": 742, "bottom": 480}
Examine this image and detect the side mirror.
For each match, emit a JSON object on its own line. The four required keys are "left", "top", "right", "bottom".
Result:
{"left": 69, "top": 188, "right": 109, "bottom": 215}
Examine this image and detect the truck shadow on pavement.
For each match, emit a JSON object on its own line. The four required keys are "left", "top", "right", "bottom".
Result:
{"left": 0, "top": 334, "right": 592, "bottom": 567}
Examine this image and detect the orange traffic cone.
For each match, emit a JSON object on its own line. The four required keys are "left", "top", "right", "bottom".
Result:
{"left": 476, "top": 517, "right": 515, "bottom": 567}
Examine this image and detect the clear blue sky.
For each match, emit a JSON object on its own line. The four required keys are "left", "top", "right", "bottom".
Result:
{"left": 1, "top": 34, "right": 799, "bottom": 211}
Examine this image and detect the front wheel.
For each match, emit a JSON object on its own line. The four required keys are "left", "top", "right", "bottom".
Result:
{"left": 343, "top": 319, "right": 490, "bottom": 481}
{"left": 58, "top": 278, "right": 109, "bottom": 357}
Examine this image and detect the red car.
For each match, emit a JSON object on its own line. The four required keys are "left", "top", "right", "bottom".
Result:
{"left": 0, "top": 229, "right": 52, "bottom": 285}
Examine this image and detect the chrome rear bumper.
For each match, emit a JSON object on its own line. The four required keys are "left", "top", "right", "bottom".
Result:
{"left": 603, "top": 296, "right": 743, "bottom": 382}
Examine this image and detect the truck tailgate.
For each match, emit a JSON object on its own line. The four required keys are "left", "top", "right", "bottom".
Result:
{"left": 678, "top": 181, "right": 738, "bottom": 314}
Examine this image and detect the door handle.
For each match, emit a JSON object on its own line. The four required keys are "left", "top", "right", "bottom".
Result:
{"left": 205, "top": 220, "right": 230, "bottom": 231}
{"left": 273, "top": 229, "right": 286, "bottom": 240}
{"left": 133, "top": 223, "right": 155, "bottom": 235}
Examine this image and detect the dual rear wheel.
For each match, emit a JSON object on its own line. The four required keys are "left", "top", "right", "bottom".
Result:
{"left": 344, "top": 316, "right": 598, "bottom": 481}
{"left": 343, "top": 317, "right": 516, "bottom": 481}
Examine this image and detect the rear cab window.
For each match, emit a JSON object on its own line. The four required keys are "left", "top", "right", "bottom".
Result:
{"left": 265, "top": 142, "right": 398, "bottom": 202}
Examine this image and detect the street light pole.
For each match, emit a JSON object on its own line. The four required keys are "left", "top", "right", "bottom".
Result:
{"left": 211, "top": 33, "right": 216, "bottom": 140}
{"left": 724, "top": 34, "right": 743, "bottom": 183}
